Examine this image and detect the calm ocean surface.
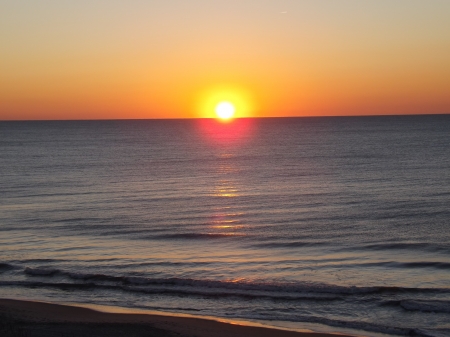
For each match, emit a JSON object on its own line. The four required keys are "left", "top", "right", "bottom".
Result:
{"left": 1, "top": 116, "right": 449, "bottom": 337}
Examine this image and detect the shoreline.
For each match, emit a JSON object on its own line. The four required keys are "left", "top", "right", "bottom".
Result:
{"left": 0, "top": 298, "right": 359, "bottom": 337}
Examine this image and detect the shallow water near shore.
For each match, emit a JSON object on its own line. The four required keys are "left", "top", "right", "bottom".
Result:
{"left": 1, "top": 116, "right": 449, "bottom": 337}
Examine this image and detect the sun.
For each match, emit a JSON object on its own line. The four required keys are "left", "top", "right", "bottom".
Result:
{"left": 215, "top": 101, "right": 235, "bottom": 120}
{"left": 196, "top": 84, "right": 254, "bottom": 119}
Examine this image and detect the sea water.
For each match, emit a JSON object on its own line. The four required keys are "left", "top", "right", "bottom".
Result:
{"left": 1, "top": 116, "right": 449, "bottom": 337}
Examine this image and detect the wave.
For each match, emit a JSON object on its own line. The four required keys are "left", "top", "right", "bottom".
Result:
{"left": 150, "top": 233, "right": 245, "bottom": 240}
{"left": 231, "top": 312, "right": 443, "bottom": 337}
{"left": 24, "top": 267, "right": 59, "bottom": 276}
{"left": 252, "top": 241, "right": 329, "bottom": 248}
{"left": 358, "top": 243, "right": 450, "bottom": 254}
{"left": 5, "top": 266, "right": 450, "bottom": 301}
{"left": 345, "top": 261, "right": 450, "bottom": 270}
{"left": 0, "top": 279, "right": 342, "bottom": 301}
{"left": 393, "top": 261, "right": 450, "bottom": 269}
{"left": 0, "top": 280, "right": 103, "bottom": 290}
{"left": 0, "top": 263, "right": 15, "bottom": 271}
{"left": 17, "top": 259, "right": 63, "bottom": 263}
{"left": 250, "top": 239, "right": 450, "bottom": 255}
{"left": 400, "top": 300, "right": 450, "bottom": 313}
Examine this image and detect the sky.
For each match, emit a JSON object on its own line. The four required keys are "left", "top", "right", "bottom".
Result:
{"left": 1, "top": 0, "right": 449, "bottom": 120}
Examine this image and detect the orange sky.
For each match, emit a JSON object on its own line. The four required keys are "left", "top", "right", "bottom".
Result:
{"left": 1, "top": 1, "right": 449, "bottom": 120}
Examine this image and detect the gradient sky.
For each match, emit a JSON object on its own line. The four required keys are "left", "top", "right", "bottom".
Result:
{"left": 1, "top": 0, "right": 449, "bottom": 120}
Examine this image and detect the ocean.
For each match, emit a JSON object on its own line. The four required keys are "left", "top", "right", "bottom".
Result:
{"left": 0, "top": 115, "right": 449, "bottom": 337}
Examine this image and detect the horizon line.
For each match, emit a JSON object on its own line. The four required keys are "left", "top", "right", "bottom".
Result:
{"left": 1, "top": 112, "right": 449, "bottom": 122}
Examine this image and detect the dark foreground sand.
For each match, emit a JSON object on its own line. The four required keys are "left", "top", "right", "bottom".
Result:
{"left": 0, "top": 299, "right": 357, "bottom": 337}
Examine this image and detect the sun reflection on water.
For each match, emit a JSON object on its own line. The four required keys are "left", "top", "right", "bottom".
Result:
{"left": 208, "top": 153, "right": 246, "bottom": 237}
{"left": 196, "top": 118, "right": 254, "bottom": 145}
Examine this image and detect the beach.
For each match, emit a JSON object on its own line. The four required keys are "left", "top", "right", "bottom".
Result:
{"left": 0, "top": 299, "right": 356, "bottom": 337}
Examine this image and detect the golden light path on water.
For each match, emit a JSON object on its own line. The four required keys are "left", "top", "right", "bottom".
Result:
{"left": 209, "top": 152, "right": 245, "bottom": 238}
{"left": 195, "top": 114, "right": 256, "bottom": 239}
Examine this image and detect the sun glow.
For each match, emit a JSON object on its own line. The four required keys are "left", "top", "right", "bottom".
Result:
{"left": 215, "top": 102, "right": 235, "bottom": 120}
{"left": 196, "top": 85, "right": 255, "bottom": 119}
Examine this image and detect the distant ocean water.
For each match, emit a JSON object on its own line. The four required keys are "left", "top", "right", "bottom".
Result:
{"left": 1, "top": 115, "right": 449, "bottom": 337}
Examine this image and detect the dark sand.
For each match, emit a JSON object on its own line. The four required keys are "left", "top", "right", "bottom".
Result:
{"left": 0, "top": 299, "right": 358, "bottom": 337}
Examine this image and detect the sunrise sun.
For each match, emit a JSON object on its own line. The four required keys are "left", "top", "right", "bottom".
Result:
{"left": 215, "top": 101, "right": 235, "bottom": 120}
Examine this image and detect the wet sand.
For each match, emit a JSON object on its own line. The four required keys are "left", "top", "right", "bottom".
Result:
{"left": 0, "top": 298, "right": 357, "bottom": 337}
